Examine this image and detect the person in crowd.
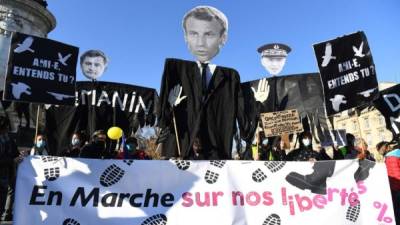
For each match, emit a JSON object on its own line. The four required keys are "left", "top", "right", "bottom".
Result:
{"left": 286, "top": 131, "right": 319, "bottom": 161}
{"left": 331, "top": 144, "right": 345, "bottom": 160}
{"left": 317, "top": 147, "right": 332, "bottom": 160}
{"left": 80, "top": 130, "right": 109, "bottom": 159}
{"left": 375, "top": 141, "right": 390, "bottom": 162}
{"left": 62, "top": 132, "right": 85, "bottom": 157}
{"left": 191, "top": 138, "right": 204, "bottom": 160}
{"left": 343, "top": 133, "right": 356, "bottom": 158}
{"left": 0, "top": 116, "right": 22, "bottom": 222}
{"left": 116, "top": 136, "right": 138, "bottom": 159}
{"left": 30, "top": 133, "right": 49, "bottom": 156}
{"left": 157, "top": 6, "right": 256, "bottom": 160}
{"left": 345, "top": 137, "right": 375, "bottom": 161}
{"left": 132, "top": 139, "right": 151, "bottom": 160}
{"left": 384, "top": 145, "right": 400, "bottom": 225}
{"left": 259, "top": 136, "right": 286, "bottom": 161}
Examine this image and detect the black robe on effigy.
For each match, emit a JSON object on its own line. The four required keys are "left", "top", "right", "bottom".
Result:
{"left": 158, "top": 58, "right": 256, "bottom": 159}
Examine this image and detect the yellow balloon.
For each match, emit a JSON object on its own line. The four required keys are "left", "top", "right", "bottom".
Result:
{"left": 107, "top": 127, "right": 123, "bottom": 140}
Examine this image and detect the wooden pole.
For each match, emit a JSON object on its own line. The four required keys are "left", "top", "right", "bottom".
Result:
{"left": 34, "top": 105, "right": 40, "bottom": 140}
{"left": 172, "top": 110, "right": 181, "bottom": 157}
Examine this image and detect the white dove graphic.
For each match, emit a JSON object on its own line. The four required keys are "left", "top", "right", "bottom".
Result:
{"left": 352, "top": 41, "right": 365, "bottom": 57}
{"left": 14, "top": 37, "right": 35, "bottom": 53}
{"left": 57, "top": 53, "right": 72, "bottom": 66}
{"left": 390, "top": 116, "right": 400, "bottom": 134}
{"left": 10, "top": 82, "right": 32, "bottom": 99}
{"left": 330, "top": 94, "right": 347, "bottom": 112}
{"left": 47, "top": 91, "right": 75, "bottom": 100}
{"left": 357, "top": 88, "right": 376, "bottom": 98}
{"left": 321, "top": 42, "right": 336, "bottom": 67}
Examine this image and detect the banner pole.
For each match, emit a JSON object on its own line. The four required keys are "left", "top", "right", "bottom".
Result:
{"left": 354, "top": 109, "right": 363, "bottom": 139}
{"left": 172, "top": 109, "right": 181, "bottom": 157}
{"left": 34, "top": 105, "right": 40, "bottom": 140}
{"left": 255, "top": 120, "right": 260, "bottom": 160}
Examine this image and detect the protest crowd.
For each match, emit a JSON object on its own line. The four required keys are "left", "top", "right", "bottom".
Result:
{"left": 0, "top": 1, "right": 399, "bottom": 225}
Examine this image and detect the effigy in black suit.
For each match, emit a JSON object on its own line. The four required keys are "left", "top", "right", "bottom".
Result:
{"left": 157, "top": 58, "right": 255, "bottom": 159}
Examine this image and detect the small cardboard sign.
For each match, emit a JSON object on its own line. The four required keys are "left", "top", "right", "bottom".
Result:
{"left": 260, "top": 109, "right": 303, "bottom": 137}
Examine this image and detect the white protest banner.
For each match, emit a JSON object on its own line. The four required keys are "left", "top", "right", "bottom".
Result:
{"left": 260, "top": 109, "right": 303, "bottom": 137}
{"left": 15, "top": 156, "right": 395, "bottom": 225}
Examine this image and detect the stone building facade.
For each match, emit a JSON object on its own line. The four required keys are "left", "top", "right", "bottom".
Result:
{"left": 333, "top": 82, "right": 397, "bottom": 160}
{"left": 0, "top": 0, "right": 56, "bottom": 139}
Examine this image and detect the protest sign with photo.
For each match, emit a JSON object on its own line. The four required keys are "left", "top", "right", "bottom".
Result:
{"left": 260, "top": 109, "right": 303, "bottom": 137}
{"left": 374, "top": 84, "right": 400, "bottom": 139}
{"left": 45, "top": 81, "right": 158, "bottom": 155}
{"left": 313, "top": 31, "right": 378, "bottom": 116}
{"left": 3, "top": 32, "right": 79, "bottom": 105}
{"left": 15, "top": 157, "right": 395, "bottom": 225}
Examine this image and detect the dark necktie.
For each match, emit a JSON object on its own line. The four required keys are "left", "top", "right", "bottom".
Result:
{"left": 201, "top": 63, "right": 208, "bottom": 98}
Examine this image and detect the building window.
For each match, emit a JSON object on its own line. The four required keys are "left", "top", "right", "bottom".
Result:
{"left": 366, "top": 133, "right": 373, "bottom": 146}
{"left": 364, "top": 117, "right": 370, "bottom": 129}
{"left": 352, "top": 120, "right": 358, "bottom": 131}
{"left": 378, "top": 116, "right": 385, "bottom": 126}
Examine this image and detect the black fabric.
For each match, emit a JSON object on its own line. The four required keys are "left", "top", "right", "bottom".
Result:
{"left": 201, "top": 63, "right": 208, "bottom": 99}
{"left": 79, "top": 142, "right": 108, "bottom": 159}
{"left": 241, "top": 73, "right": 330, "bottom": 143}
{"left": 157, "top": 58, "right": 255, "bottom": 159}
{"left": 45, "top": 81, "right": 158, "bottom": 156}
{"left": 286, "top": 147, "right": 319, "bottom": 161}
{"left": 0, "top": 138, "right": 18, "bottom": 178}
{"left": 313, "top": 31, "right": 378, "bottom": 115}
{"left": 374, "top": 84, "right": 400, "bottom": 141}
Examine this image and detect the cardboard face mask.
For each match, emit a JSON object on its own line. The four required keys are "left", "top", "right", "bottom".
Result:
{"left": 80, "top": 50, "right": 108, "bottom": 80}
{"left": 261, "top": 56, "right": 287, "bottom": 76}
{"left": 183, "top": 6, "right": 228, "bottom": 62}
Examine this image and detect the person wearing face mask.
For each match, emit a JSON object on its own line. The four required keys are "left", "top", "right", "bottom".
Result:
{"left": 80, "top": 130, "right": 108, "bottom": 159}
{"left": 116, "top": 136, "right": 138, "bottom": 159}
{"left": 30, "top": 134, "right": 49, "bottom": 156}
{"left": 62, "top": 132, "right": 85, "bottom": 158}
{"left": 286, "top": 131, "right": 318, "bottom": 161}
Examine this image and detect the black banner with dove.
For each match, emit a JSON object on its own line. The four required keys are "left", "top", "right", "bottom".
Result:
{"left": 313, "top": 31, "right": 378, "bottom": 116}
{"left": 373, "top": 84, "right": 400, "bottom": 141}
{"left": 3, "top": 32, "right": 79, "bottom": 105}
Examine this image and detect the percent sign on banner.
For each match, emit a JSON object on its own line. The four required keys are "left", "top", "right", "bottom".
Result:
{"left": 373, "top": 201, "right": 393, "bottom": 223}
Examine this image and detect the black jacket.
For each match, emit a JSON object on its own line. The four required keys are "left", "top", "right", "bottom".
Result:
{"left": 0, "top": 138, "right": 19, "bottom": 178}
{"left": 158, "top": 58, "right": 255, "bottom": 159}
